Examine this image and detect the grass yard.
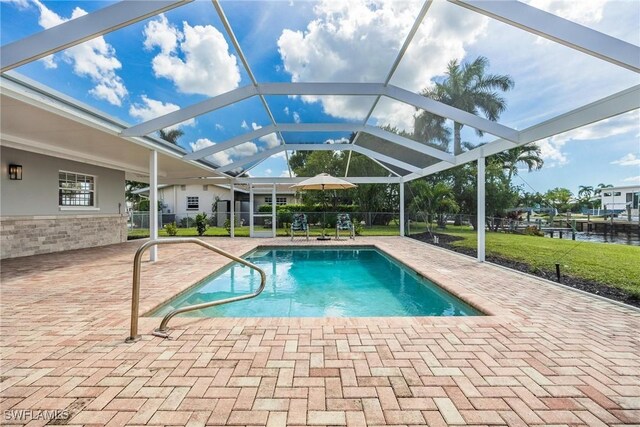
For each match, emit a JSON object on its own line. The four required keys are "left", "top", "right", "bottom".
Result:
{"left": 128, "top": 224, "right": 402, "bottom": 239}
{"left": 434, "top": 226, "right": 640, "bottom": 297}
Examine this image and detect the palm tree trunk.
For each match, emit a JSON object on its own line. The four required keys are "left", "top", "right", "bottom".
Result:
{"left": 454, "top": 122, "right": 463, "bottom": 155}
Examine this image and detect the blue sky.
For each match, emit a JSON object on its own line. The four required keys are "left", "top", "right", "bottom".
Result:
{"left": 1, "top": 0, "right": 639, "bottom": 193}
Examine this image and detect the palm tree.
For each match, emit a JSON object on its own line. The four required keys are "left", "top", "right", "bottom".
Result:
{"left": 495, "top": 144, "right": 544, "bottom": 181}
{"left": 409, "top": 180, "right": 459, "bottom": 228}
{"left": 578, "top": 185, "right": 594, "bottom": 200}
{"left": 413, "top": 111, "right": 450, "bottom": 151}
{"left": 158, "top": 128, "right": 184, "bottom": 144}
{"left": 420, "top": 56, "right": 514, "bottom": 155}
{"left": 577, "top": 185, "right": 595, "bottom": 209}
{"left": 594, "top": 183, "right": 613, "bottom": 196}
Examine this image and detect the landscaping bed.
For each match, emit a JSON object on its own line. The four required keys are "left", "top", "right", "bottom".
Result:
{"left": 411, "top": 231, "right": 640, "bottom": 308}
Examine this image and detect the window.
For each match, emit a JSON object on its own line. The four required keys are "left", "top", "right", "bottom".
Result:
{"left": 265, "top": 196, "right": 287, "bottom": 205}
{"left": 186, "top": 196, "right": 199, "bottom": 210}
{"left": 603, "top": 192, "right": 612, "bottom": 197}
{"left": 59, "top": 171, "right": 95, "bottom": 207}
{"left": 613, "top": 191, "right": 621, "bottom": 196}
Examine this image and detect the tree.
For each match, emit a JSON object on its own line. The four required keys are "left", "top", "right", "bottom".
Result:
{"left": 594, "top": 183, "right": 613, "bottom": 195}
{"left": 578, "top": 185, "right": 594, "bottom": 199}
{"left": 158, "top": 128, "right": 184, "bottom": 144}
{"left": 544, "top": 187, "right": 574, "bottom": 212}
{"left": 518, "top": 191, "right": 544, "bottom": 209}
{"left": 125, "top": 181, "right": 147, "bottom": 210}
{"left": 419, "top": 56, "right": 514, "bottom": 155}
{"left": 494, "top": 143, "right": 544, "bottom": 181}
{"left": 408, "top": 181, "right": 459, "bottom": 227}
{"left": 577, "top": 185, "right": 595, "bottom": 208}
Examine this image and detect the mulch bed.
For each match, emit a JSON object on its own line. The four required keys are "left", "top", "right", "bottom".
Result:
{"left": 410, "top": 232, "right": 640, "bottom": 308}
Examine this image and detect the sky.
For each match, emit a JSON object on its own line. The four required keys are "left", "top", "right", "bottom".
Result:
{"left": 1, "top": 0, "right": 639, "bottom": 194}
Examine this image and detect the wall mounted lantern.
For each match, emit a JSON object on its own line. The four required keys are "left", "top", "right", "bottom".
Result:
{"left": 8, "top": 164, "right": 22, "bottom": 180}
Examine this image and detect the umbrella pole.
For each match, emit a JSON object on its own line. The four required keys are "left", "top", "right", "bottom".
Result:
{"left": 318, "top": 184, "right": 331, "bottom": 240}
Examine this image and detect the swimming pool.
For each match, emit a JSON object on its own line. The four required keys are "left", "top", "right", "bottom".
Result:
{"left": 150, "top": 247, "right": 481, "bottom": 317}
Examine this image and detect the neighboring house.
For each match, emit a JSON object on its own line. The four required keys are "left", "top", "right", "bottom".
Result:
{"left": 599, "top": 185, "right": 640, "bottom": 216}
{"left": 133, "top": 183, "right": 298, "bottom": 226}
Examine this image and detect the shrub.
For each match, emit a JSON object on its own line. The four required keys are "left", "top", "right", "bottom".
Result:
{"left": 179, "top": 216, "right": 196, "bottom": 228}
{"left": 523, "top": 225, "right": 544, "bottom": 237}
{"left": 223, "top": 217, "right": 240, "bottom": 235}
{"left": 354, "top": 221, "right": 363, "bottom": 236}
{"left": 164, "top": 222, "right": 178, "bottom": 236}
{"left": 195, "top": 213, "right": 208, "bottom": 236}
{"left": 137, "top": 200, "right": 162, "bottom": 212}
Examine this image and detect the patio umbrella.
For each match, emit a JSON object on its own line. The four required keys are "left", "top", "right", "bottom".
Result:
{"left": 291, "top": 173, "right": 357, "bottom": 240}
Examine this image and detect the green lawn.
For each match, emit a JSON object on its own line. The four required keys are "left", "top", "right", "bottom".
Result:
{"left": 435, "top": 226, "right": 640, "bottom": 296}
{"left": 128, "top": 224, "right": 401, "bottom": 238}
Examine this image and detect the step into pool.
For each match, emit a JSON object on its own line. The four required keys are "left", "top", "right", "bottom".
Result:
{"left": 149, "top": 247, "right": 482, "bottom": 317}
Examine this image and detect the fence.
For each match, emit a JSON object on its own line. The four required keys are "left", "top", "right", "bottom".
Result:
{"left": 127, "top": 210, "right": 402, "bottom": 237}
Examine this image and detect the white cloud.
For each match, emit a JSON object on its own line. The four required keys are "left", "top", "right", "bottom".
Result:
{"left": 215, "top": 123, "right": 224, "bottom": 131}
{"left": 621, "top": 175, "right": 640, "bottom": 184}
{"left": 2, "top": 0, "right": 30, "bottom": 9}
{"left": 537, "top": 111, "right": 640, "bottom": 168}
{"left": 292, "top": 111, "right": 301, "bottom": 123}
{"left": 189, "top": 137, "right": 258, "bottom": 167}
{"left": 549, "top": 111, "right": 640, "bottom": 146}
{"left": 280, "top": 169, "right": 293, "bottom": 177}
{"left": 143, "top": 14, "right": 241, "bottom": 97}
{"left": 325, "top": 137, "right": 350, "bottom": 144}
{"left": 611, "top": 153, "right": 640, "bottom": 167}
{"left": 129, "top": 95, "right": 195, "bottom": 130}
{"left": 283, "top": 107, "right": 290, "bottom": 116}
{"left": 277, "top": 0, "right": 487, "bottom": 131}
{"left": 251, "top": 122, "right": 282, "bottom": 148}
{"left": 265, "top": 168, "right": 273, "bottom": 176}
{"left": 241, "top": 120, "right": 249, "bottom": 130}
{"left": 527, "top": 0, "right": 604, "bottom": 26}
{"left": 536, "top": 139, "right": 568, "bottom": 167}
{"left": 32, "top": 0, "right": 127, "bottom": 106}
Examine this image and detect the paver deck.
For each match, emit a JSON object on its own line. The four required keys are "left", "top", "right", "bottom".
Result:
{"left": 1, "top": 236, "right": 639, "bottom": 426}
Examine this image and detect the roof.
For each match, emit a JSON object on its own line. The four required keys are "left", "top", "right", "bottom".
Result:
{"left": 1, "top": 0, "right": 638, "bottom": 185}
{"left": 133, "top": 183, "right": 296, "bottom": 195}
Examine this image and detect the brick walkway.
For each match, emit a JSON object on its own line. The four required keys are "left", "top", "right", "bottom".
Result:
{"left": 1, "top": 237, "right": 639, "bottom": 426}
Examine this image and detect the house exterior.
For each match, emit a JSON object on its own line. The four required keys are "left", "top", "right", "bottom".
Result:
{"left": 0, "top": 74, "right": 224, "bottom": 259}
{"left": 599, "top": 185, "right": 640, "bottom": 216}
{"left": 133, "top": 183, "right": 298, "bottom": 226}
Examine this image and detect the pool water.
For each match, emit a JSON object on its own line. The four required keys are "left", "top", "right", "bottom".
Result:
{"left": 150, "top": 248, "right": 481, "bottom": 317}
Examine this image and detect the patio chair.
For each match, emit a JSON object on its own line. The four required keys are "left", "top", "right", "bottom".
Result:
{"left": 290, "top": 213, "right": 309, "bottom": 241}
{"left": 335, "top": 213, "right": 355, "bottom": 240}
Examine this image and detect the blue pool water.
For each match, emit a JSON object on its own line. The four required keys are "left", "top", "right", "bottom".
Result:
{"left": 150, "top": 248, "right": 481, "bottom": 317}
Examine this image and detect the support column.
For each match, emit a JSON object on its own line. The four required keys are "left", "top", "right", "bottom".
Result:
{"left": 272, "top": 184, "right": 277, "bottom": 238}
{"left": 230, "top": 181, "right": 235, "bottom": 238}
{"left": 249, "top": 184, "right": 254, "bottom": 238}
{"left": 399, "top": 180, "right": 405, "bottom": 236}
{"left": 477, "top": 156, "right": 485, "bottom": 263}
{"left": 149, "top": 150, "right": 158, "bottom": 261}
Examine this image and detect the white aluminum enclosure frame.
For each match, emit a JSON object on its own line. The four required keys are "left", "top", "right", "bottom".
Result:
{"left": 1, "top": 0, "right": 639, "bottom": 253}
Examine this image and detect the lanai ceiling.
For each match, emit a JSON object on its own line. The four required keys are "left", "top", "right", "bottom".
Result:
{"left": 1, "top": 0, "right": 638, "bottom": 183}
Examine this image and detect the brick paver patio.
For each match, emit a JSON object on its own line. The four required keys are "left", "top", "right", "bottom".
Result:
{"left": 1, "top": 237, "right": 639, "bottom": 426}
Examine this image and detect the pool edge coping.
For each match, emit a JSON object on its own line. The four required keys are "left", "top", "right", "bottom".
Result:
{"left": 142, "top": 242, "right": 516, "bottom": 322}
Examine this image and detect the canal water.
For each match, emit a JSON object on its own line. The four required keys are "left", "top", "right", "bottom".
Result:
{"left": 546, "top": 231, "right": 640, "bottom": 246}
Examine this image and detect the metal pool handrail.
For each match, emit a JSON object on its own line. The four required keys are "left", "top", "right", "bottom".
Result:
{"left": 126, "top": 238, "right": 267, "bottom": 343}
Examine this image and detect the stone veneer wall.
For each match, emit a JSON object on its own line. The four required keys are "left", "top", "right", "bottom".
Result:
{"left": 0, "top": 214, "right": 128, "bottom": 259}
